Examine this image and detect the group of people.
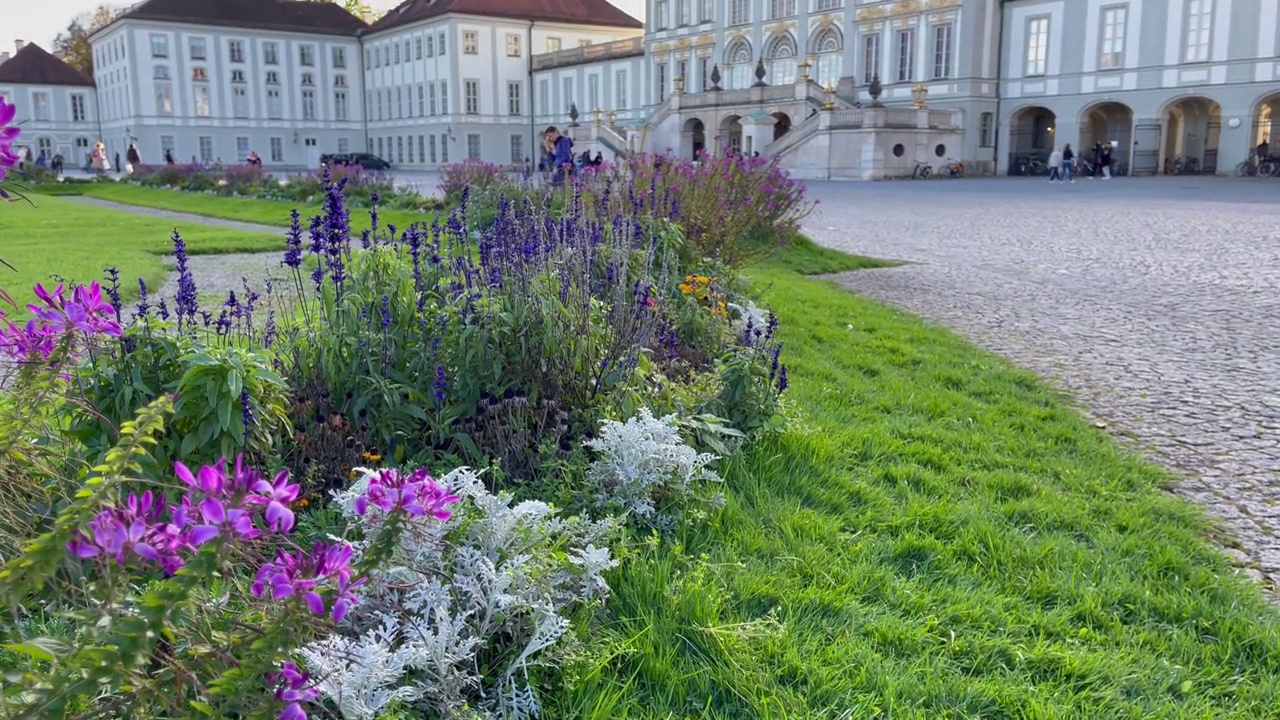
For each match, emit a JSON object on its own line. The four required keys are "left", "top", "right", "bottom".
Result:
{"left": 1045, "top": 142, "right": 1116, "bottom": 183}
{"left": 538, "top": 126, "right": 607, "bottom": 184}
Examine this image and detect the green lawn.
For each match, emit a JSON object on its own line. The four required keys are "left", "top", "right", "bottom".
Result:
{"left": 551, "top": 249, "right": 1280, "bottom": 718}
{"left": 36, "top": 182, "right": 439, "bottom": 232}
{"left": 0, "top": 196, "right": 282, "bottom": 309}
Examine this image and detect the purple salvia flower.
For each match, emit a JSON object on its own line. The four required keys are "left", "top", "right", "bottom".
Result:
{"left": 241, "top": 389, "right": 255, "bottom": 443}
{"left": 284, "top": 209, "right": 303, "bottom": 269}
{"left": 171, "top": 231, "right": 199, "bottom": 327}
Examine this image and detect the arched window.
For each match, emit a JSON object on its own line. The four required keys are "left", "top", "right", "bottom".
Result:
{"left": 725, "top": 39, "right": 753, "bottom": 90}
{"left": 766, "top": 34, "right": 797, "bottom": 86}
{"left": 812, "top": 29, "right": 842, "bottom": 89}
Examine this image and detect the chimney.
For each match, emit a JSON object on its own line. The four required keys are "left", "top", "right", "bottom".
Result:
{"left": 0, "top": 52, "right": 9, "bottom": 65}
{"left": 15, "top": 40, "right": 24, "bottom": 54}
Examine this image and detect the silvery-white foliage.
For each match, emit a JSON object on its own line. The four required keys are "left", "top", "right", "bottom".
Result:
{"left": 728, "top": 300, "right": 771, "bottom": 338}
{"left": 585, "top": 408, "right": 721, "bottom": 527}
{"left": 302, "top": 466, "right": 618, "bottom": 720}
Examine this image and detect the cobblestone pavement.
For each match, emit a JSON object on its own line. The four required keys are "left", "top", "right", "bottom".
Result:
{"left": 803, "top": 176, "right": 1280, "bottom": 587}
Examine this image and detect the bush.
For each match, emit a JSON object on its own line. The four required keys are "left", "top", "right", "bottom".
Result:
{"left": 302, "top": 466, "right": 618, "bottom": 719}
{"left": 438, "top": 159, "right": 513, "bottom": 201}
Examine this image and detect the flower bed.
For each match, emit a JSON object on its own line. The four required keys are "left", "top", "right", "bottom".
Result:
{"left": 129, "top": 162, "right": 444, "bottom": 212}
{"left": 0, "top": 158, "right": 806, "bottom": 718}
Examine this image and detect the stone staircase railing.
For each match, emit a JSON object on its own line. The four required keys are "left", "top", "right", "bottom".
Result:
{"left": 764, "top": 111, "right": 822, "bottom": 158}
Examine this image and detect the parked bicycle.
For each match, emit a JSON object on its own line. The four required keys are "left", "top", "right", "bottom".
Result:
{"left": 1165, "top": 155, "right": 1200, "bottom": 175}
{"left": 1015, "top": 156, "right": 1049, "bottom": 176}
{"left": 912, "top": 160, "right": 933, "bottom": 179}
{"left": 1235, "top": 152, "right": 1259, "bottom": 177}
{"left": 941, "top": 158, "right": 965, "bottom": 178}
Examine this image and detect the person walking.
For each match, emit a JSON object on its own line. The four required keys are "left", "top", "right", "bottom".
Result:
{"left": 126, "top": 143, "right": 141, "bottom": 174}
{"left": 1090, "top": 142, "right": 1103, "bottom": 179}
{"left": 1100, "top": 142, "right": 1113, "bottom": 179}
{"left": 1047, "top": 146, "right": 1063, "bottom": 183}
{"left": 165, "top": 148, "right": 175, "bottom": 165}
{"left": 1061, "top": 143, "right": 1075, "bottom": 183}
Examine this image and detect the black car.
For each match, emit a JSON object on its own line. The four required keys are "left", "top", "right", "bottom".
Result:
{"left": 321, "top": 152, "right": 390, "bottom": 171}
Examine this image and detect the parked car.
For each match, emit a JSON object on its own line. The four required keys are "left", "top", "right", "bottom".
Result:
{"left": 321, "top": 152, "right": 391, "bottom": 171}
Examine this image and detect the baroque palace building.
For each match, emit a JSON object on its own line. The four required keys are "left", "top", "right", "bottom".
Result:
{"left": 3, "top": 0, "right": 1279, "bottom": 178}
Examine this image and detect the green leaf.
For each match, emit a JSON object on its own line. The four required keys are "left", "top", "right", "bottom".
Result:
{"left": 4, "top": 638, "right": 68, "bottom": 663}
{"left": 227, "top": 369, "right": 242, "bottom": 398}
{"left": 188, "top": 701, "right": 216, "bottom": 715}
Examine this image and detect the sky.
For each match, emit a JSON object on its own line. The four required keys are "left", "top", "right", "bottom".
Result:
{"left": 6, "top": 0, "right": 404, "bottom": 53}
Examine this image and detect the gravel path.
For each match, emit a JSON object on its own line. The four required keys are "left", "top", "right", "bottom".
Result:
{"left": 802, "top": 176, "right": 1280, "bottom": 589}
{"left": 66, "top": 196, "right": 283, "bottom": 235}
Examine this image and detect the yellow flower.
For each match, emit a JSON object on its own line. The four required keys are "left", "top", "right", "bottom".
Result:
{"left": 679, "top": 283, "right": 693, "bottom": 295}
{"left": 362, "top": 450, "right": 382, "bottom": 463}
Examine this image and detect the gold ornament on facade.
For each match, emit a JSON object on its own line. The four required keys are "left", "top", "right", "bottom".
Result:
{"left": 593, "top": 107, "right": 603, "bottom": 125}
{"left": 814, "top": 12, "right": 837, "bottom": 29}
{"left": 857, "top": 5, "right": 887, "bottom": 20}
{"left": 821, "top": 85, "right": 836, "bottom": 110}
{"left": 910, "top": 84, "right": 928, "bottom": 108}
{"left": 674, "top": 76, "right": 685, "bottom": 95}
{"left": 607, "top": 109, "right": 617, "bottom": 126}
{"left": 695, "top": 34, "right": 715, "bottom": 46}
{"left": 798, "top": 58, "right": 812, "bottom": 82}
{"left": 653, "top": 42, "right": 671, "bottom": 53}
{"left": 729, "top": 28, "right": 748, "bottom": 40}
{"left": 675, "top": 37, "right": 691, "bottom": 48}
{"left": 926, "top": 0, "right": 960, "bottom": 8}
{"left": 889, "top": 0, "right": 921, "bottom": 15}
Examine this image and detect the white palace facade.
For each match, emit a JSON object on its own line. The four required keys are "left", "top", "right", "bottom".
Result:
{"left": 2, "top": 0, "right": 1279, "bottom": 178}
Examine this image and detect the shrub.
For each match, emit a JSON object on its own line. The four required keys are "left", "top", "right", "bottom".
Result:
{"left": 438, "top": 159, "right": 512, "bottom": 201}
{"left": 585, "top": 408, "right": 721, "bottom": 528}
{"left": 302, "top": 465, "right": 618, "bottom": 719}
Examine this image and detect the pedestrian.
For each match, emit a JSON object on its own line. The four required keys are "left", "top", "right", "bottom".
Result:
{"left": 35, "top": 150, "right": 47, "bottom": 169}
{"left": 544, "top": 126, "right": 574, "bottom": 186}
{"left": 165, "top": 148, "right": 175, "bottom": 165}
{"left": 593, "top": 151, "right": 603, "bottom": 166}
{"left": 1061, "top": 143, "right": 1075, "bottom": 183}
{"left": 114, "top": 151, "right": 121, "bottom": 174}
{"left": 1100, "top": 143, "right": 1113, "bottom": 179}
{"left": 1091, "top": 142, "right": 1103, "bottom": 179}
{"left": 1047, "top": 146, "right": 1063, "bottom": 183}
{"left": 126, "top": 142, "right": 141, "bottom": 175}
{"left": 91, "top": 142, "right": 107, "bottom": 174}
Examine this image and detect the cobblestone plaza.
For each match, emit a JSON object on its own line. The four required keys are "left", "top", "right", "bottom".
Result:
{"left": 805, "top": 176, "right": 1280, "bottom": 586}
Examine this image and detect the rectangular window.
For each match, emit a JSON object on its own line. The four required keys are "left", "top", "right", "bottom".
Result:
{"left": 30, "top": 92, "right": 50, "bottom": 121}
{"left": 377, "top": 137, "right": 384, "bottom": 157}
{"left": 507, "top": 33, "right": 521, "bottom": 57}
{"left": 333, "top": 47, "right": 346, "bottom": 68}
{"left": 404, "top": 40, "right": 411, "bottom": 62}
{"left": 264, "top": 42, "right": 279, "bottom": 65}
{"left": 429, "top": 83, "right": 438, "bottom": 115}
{"left": 408, "top": 135, "right": 414, "bottom": 163}
{"left": 769, "top": 0, "right": 795, "bottom": 19}
{"left": 415, "top": 38, "right": 423, "bottom": 60}
{"left": 270, "top": 137, "right": 283, "bottom": 162}
{"left": 467, "top": 133, "right": 481, "bottom": 159}
{"left": 236, "top": 136, "right": 250, "bottom": 158}
{"left": 547, "top": 37, "right": 562, "bottom": 52}
{"left": 438, "top": 31, "right": 446, "bottom": 55}
{"left": 510, "top": 134, "right": 523, "bottom": 163}
{"left": 161, "top": 135, "right": 175, "bottom": 158}
{"left": 338, "top": 137, "right": 350, "bottom": 154}
{"left": 538, "top": 79, "right": 549, "bottom": 114}
{"left": 397, "top": 136, "right": 404, "bottom": 163}
{"left": 198, "top": 136, "right": 213, "bottom": 162}
{"left": 656, "top": 62, "right": 667, "bottom": 103}
{"left": 397, "top": 88, "right": 403, "bottom": 118}
{"left": 266, "top": 70, "right": 279, "bottom": 84}
{"left": 394, "top": 43, "right": 401, "bottom": 64}
{"left": 335, "top": 90, "right": 348, "bottom": 120}
{"left": 655, "top": 0, "right": 669, "bottom": 28}
{"left": 71, "top": 93, "right": 87, "bottom": 122}
{"left": 1100, "top": 5, "right": 1127, "bottom": 69}
{"left": 301, "top": 72, "right": 314, "bottom": 86}
{"left": 465, "top": 79, "right": 480, "bottom": 114}
{"left": 563, "top": 77, "right": 574, "bottom": 111}
{"left": 300, "top": 45, "right": 315, "bottom": 66}
{"left": 1185, "top": 0, "right": 1212, "bottom": 62}
{"left": 190, "top": 37, "right": 207, "bottom": 60}
{"left": 418, "top": 135, "right": 425, "bottom": 162}
{"left": 440, "top": 81, "right": 449, "bottom": 113}
{"left": 194, "top": 85, "right": 211, "bottom": 117}
{"left": 862, "top": 33, "right": 880, "bottom": 83}
{"left": 700, "top": 0, "right": 713, "bottom": 21}
{"left": 302, "top": 89, "right": 317, "bottom": 120}
{"left": 979, "top": 112, "right": 993, "bottom": 147}
{"left": 232, "top": 69, "right": 246, "bottom": 83}
{"left": 816, "top": 0, "right": 841, "bottom": 9}
{"left": 229, "top": 40, "right": 245, "bottom": 63}
{"left": 588, "top": 74, "right": 600, "bottom": 111}
{"left": 730, "top": 0, "right": 749, "bottom": 25}
{"left": 463, "top": 31, "right": 478, "bottom": 54}
{"left": 507, "top": 81, "right": 522, "bottom": 115}
{"left": 932, "top": 24, "right": 952, "bottom": 79}
{"left": 440, "top": 134, "right": 449, "bottom": 162}
{"left": 615, "top": 70, "right": 628, "bottom": 109}
{"left": 895, "top": 30, "right": 914, "bottom": 82}
{"left": 155, "top": 82, "right": 173, "bottom": 115}
{"left": 1025, "top": 16, "right": 1049, "bottom": 75}
{"left": 267, "top": 88, "right": 283, "bottom": 119}
{"left": 679, "top": 0, "right": 691, "bottom": 25}
{"left": 151, "top": 34, "right": 168, "bottom": 57}
{"left": 429, "top": 134, "right": 438, "bottom": 163}
{"left": 192, "top": 67, "right": 208, "bottom": 81}
{"left": 233, "top": 86, "right": 249, "bottom": 118}
{"left": 427, "top": 34, "right": 435, "bottom": 57}
{"left": 418, "top": 85, "right": 425, "bottom": 116}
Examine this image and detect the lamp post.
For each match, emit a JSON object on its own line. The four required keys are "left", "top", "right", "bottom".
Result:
{"left": 607, "top": 109, "right": 617, "bottom": 126}
{"left": 592, "top": 107, "right": 603, "bottom": 126}
{"left": 821, "top": 85, "right": 835, "bottom": 111}
{"left": 674, "top": 75, "right": 685, "bottom": 95}
{"left": 798, "top": 57, "right": 812, "bottom": 83}
{"left": 911, "top": 84, "right": 929, "bottom": 109}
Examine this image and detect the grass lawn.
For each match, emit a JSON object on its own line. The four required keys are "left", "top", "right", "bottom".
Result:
{"left": 551, "top": 243, "right": 1280, "bottom": 718}
{"left": 0, "top": 196, "right": 283, "bottom": 310}
{"left": 34, "top": 182, "right": 440, "bottom": 232}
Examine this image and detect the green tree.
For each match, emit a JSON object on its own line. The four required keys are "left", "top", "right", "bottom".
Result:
{"left": 53, "top": 4, "right": 119, "bottom": 77}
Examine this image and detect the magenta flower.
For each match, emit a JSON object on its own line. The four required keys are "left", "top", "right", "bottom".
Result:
{"left": 251, "top": 542, "right": 362, "bottom": 623}
{"left": 0, "top": 96, "right": 18, "bottom": 182}
{"left": 174, "top": 455, "right": 300, "bottom": 539}
{"left": 353, "top": 467, "right": 459, "bottom": 520}
{"left": 66, "top": 491, "right": 218, "bottom": 574}
{"left": 269, "top": 661, "right": 319, "bottom": 720}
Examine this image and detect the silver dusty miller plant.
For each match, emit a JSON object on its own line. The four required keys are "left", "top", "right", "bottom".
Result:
{"left": 585, "top": 408, "right": 722, "bottom": 528}
{"left": 299, "top": 466, "right": 618, "bottom": 720}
